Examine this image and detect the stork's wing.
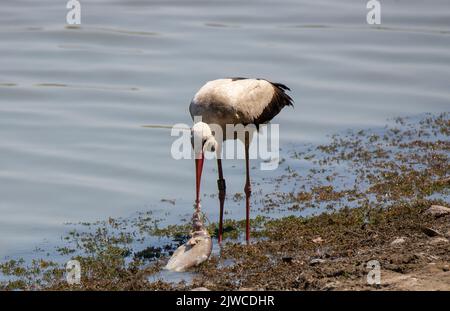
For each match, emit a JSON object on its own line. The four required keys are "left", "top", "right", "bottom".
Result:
{"left": 191, "top": 78, "right": 293, "bottom": 127}
{"left": 251, "top": 80, "right": 293, "bottom": 126}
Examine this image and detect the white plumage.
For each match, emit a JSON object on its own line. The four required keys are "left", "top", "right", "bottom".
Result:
{"left": 189, "top": 77, "right": 293, "bottom": 244}
{"left": 190, "top": 78, "right": 293, "bottom": 131}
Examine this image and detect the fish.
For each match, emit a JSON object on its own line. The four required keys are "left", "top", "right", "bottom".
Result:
{"left": 164, "top": 207, "right": 212, "bottom": 272}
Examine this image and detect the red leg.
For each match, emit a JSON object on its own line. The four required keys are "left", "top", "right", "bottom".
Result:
{"left": 217, "top": 159, "right": 226, "bottom": 244}
{"left": 244, "top": 136, "right": 251, "bottom": 244}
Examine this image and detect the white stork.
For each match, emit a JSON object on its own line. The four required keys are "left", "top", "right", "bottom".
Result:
{"left": 189, "top": 78, "right": 293, "bottom": 244}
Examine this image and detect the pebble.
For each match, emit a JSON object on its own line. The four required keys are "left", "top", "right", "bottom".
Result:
{"left": 310, "top": 258, "right": 326, "bottom": 266}
{"left": 425, "top": 205, "right": 450, "bottom": 217}
{"left": 312, "top": 237, "right": 324, "bottom": 244}
{"left": 282, "top": 256, "right": 293, "bottom": 263}
{"left": 422, "top": 227, "right": 442, "bottom": 237}
{"left": 191, "top": 287, "right": 211, "bottom": 291}
{"left": 322, "top": 281, "right": 340, "bottom": 290}
{"left": 428, "top": 237, "right": 449, "bottom": 245}
{"left": 391, "top": 237, "right": 406, "bottom": 246}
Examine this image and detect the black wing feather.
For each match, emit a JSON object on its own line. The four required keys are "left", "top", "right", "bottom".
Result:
{"left": 228, "top": 77, "right": 294, "bottom": 128}
{"left": 253, "top": 80, "right": 294, "bottom": 127}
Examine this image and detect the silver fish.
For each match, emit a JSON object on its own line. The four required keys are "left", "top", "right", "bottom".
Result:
{"left": 165, "top": 208, "right": 212, "bottom": 272}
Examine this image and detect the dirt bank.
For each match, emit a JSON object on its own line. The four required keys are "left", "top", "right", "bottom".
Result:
{"left": 0, "top": 113, "right": 448, "bottom": 290}
{"left": 190, "top": 199, "right": 450, "bottom": 290}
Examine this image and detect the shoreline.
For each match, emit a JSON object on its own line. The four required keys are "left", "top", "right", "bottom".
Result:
{"left": 1, "top": 113, "right": 448, "bottom": 291}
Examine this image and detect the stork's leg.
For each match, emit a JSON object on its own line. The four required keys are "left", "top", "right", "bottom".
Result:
{"left": 217, "top": 159, "right": 226, "bottom": 244}
{"left": 244, "top": 135, "right": 251, "bottom": 243}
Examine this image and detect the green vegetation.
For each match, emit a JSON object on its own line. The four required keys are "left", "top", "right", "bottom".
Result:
{"left": 1, "top": 113, "right": 448, "bottom": 290}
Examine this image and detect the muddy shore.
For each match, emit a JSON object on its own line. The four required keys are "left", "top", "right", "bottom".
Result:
{"left": 0, "top": 113, "right": 448, "bottom": 290}
{"left": 191, "top": 199, "right": 450, "bottom": 290}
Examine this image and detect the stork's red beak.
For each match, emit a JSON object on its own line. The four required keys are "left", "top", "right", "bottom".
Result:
{"left": 195, "top": 152, "right": 204, "bottom": 208}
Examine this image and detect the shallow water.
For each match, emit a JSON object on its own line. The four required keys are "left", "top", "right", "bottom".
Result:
{"left": 1, "top": 0, "right": 450, "bottom": 260}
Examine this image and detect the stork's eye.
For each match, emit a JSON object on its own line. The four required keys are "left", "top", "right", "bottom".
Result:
{"left": 203, "top": 137, "right": 217, "bottom": 153}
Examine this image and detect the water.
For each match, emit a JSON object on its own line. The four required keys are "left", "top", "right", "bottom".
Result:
{"left": 1, "top": 0, "right": 449, "bottom": 260}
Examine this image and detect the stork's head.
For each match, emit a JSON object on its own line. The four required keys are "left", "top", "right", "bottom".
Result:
{"left": 191, "top": 122, "right": 218, "bottom": 157}
{"left": 191, "top": 122, "right": 218, "bottom": 207}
